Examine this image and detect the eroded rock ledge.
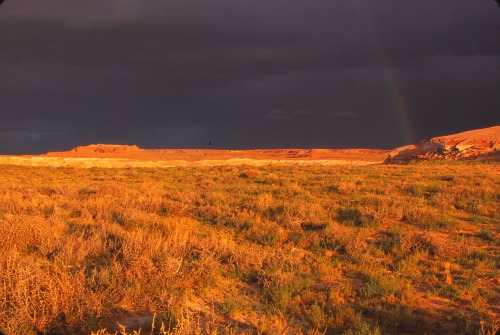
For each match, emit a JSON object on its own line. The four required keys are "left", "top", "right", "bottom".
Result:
{"left": 385, "top": 126, "right": 500, "bottom": 163}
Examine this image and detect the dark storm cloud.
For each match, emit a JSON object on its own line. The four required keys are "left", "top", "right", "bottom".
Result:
{"left": 329, "top": 112, "right": 358, "bottom": 119}
{"left": 0, "top": 0, "right": 499, "bottom": 153}
{"left": 0, "top": 130, "right": 63, "bottom": 142}
{"left": 264, "top": 109, "right": 313, "bottom": 121}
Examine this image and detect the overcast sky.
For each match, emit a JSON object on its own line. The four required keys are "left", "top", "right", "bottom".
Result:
{"left": 0, "top": 0, "right": 499, "bottom": 154}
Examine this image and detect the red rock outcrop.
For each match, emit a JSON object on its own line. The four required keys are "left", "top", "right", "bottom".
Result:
{"left": 385, "top": 126, "right": 500, "bottom": 163}
{"left": 71, "top": 144, "right": 140, "bottom": 154}
{"left": 43, "top": 144, "right": 147, "bottom": 159}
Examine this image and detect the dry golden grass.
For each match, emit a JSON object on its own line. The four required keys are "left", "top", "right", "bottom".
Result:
{"left": 0, "top": 162, "right": 498, "bottom": 335}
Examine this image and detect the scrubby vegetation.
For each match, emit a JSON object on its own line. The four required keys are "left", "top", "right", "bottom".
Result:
{"left": 0, "top": 163, "right": 498, "bottom": 334}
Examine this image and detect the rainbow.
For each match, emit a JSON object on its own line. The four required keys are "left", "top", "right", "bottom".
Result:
{"left": 353, "top": 0, "right": 417, "bottom": 145}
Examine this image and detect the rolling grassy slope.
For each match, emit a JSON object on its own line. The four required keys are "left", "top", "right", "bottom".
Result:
{"left": 0, "top": 163, "right": 498, "bottom": 334}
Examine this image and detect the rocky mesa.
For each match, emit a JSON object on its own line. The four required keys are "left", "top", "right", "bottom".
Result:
{"left": 385, "top": 125, "right": 500, "bottom": 163}
{"left": 45, "top": 144, "right": 141, "bottom": 156}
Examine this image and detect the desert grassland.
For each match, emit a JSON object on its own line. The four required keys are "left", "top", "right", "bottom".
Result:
{"left": 0, "top": 162, "right": 498, "bottom": 335}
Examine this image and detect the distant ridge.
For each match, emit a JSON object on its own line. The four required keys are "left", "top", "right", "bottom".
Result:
{"left": 2, "top": 127, "right": 498, "bottom": 168}
{"left": 42, "top": 145, "right": 388, "bottom": 163}
{"left": 71, "top": 144, "right": 140, "bottom": 154}
{"left": 385, "top": 126, "right": 500, "bottom": 163}
{"left": 40, "top": 126, "right": 500, "bottom": 165}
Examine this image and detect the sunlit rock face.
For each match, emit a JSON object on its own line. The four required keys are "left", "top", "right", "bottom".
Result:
{"left": 71, "top": 144, "right": 140, "bottom": 154}
{"left": 385, "top": 126, "right": 500, "bottom": 163}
